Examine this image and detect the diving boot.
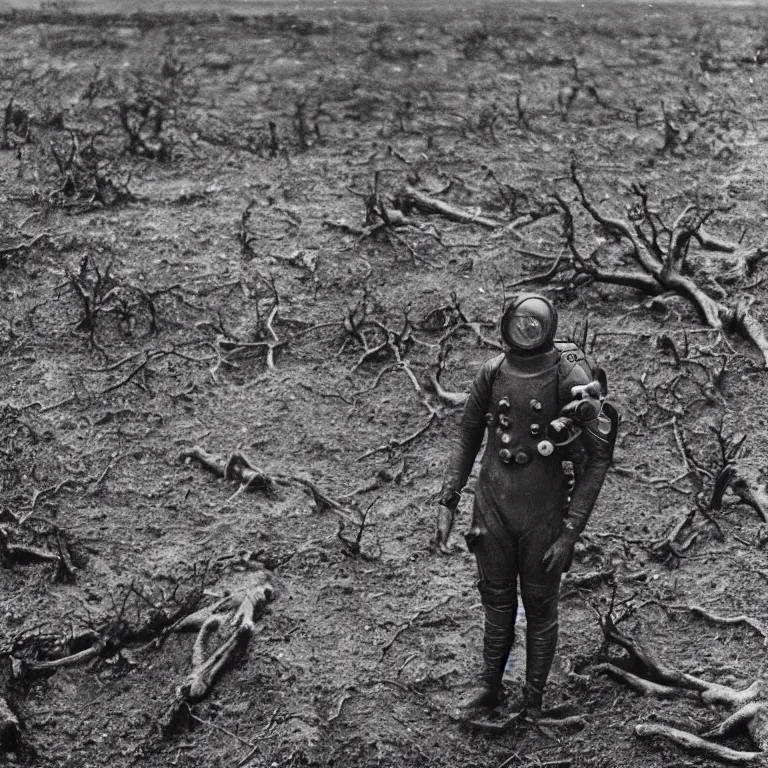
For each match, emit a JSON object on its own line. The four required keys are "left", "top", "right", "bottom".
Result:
{"left": 521, "top": 683, "right": 543, "bottom": 720}
{"left": 522, "top": 683, "right": 542, "bottom": 720}
{"left": 458, "top": 680, "right": 502, "bottom": 715}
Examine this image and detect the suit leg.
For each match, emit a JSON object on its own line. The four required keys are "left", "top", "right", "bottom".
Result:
{"left": 467, "top": 517, "right": 519, "bottom": 693}
{"left": 518, "top": 518, "right": 563, "bottom": 709}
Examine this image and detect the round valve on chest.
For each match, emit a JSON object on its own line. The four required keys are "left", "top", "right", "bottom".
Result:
{"left": 537, "top": 440, "right": 555, "bottom": 457}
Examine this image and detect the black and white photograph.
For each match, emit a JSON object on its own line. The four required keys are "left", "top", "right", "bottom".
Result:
{"left": 1, "top": 0, "right": 768, "bottom": 765}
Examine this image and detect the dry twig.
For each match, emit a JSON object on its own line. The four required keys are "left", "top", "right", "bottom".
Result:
{"left": 379, "top": 596, "right": 452, "bottom": 659}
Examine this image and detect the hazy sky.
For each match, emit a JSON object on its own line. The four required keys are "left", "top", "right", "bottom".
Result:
{"left": 1, "top": 0, "right": 766, "bottom": 11}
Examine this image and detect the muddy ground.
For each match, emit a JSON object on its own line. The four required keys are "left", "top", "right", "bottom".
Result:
{"left": 1, "top": 2, "right": 768, "bottom": 766}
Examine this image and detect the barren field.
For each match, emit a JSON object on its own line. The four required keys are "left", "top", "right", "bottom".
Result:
{"left": 2, "top": 2, "right": 768, "bottom": 767}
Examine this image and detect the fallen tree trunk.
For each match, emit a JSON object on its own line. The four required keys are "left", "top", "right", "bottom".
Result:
{"left": 162, "top": 572, "right": 274, "bottom": 735}
{"left": 395, "top": 186, "right": 505, "bottom": 229}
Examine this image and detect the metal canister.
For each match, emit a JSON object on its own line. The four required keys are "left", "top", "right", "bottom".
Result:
{"left": 575, "top": 400, "right": 599, "bottom": 423}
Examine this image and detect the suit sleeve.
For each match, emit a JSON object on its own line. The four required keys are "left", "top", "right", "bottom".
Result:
{"left": 438, "top": 356, "right": 499, "bottom": 508}
{"left": 558, "top": 356, "right": 618, "bottom": 541}
{"left": 562, "top": 411, "right": 616, "bottom": 540}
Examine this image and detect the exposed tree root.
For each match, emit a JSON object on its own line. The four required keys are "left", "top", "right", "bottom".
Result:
{"left": 544, "top": 164, "right": 768, "bottom": 366}
{"left": 729, "top": 475, "right": 768, "bottom": 523}
{"left": 0, "top": 538, "right": 59, "bottom": 566}
{"left": 420, "top": 301, "right": 499, "bottom": 408}
{"left": 0, "top": 526, "right": 78, "bottom": 583}
{"left": 424, "top": 372, "right": 468, "bottom": 407}
{"left": 26, "top": 647, "right": 100, "bottom": 671}
{"left": 394, "top": 185, "right": 505, "bottom": 229}
{"left": 650, "top": 602, "right": 768, "bottom": 644}
{"left": 596, "top": 609, "right": 768, "bottom": 761}
{"left": 378, "top": 595, "right": 451, "bottom": 660}
{"left": 14, "top": 571, "right": 209, "bottom": 675}
{"left": 181, "top": 446, "right": 275, "bottom": 495}
{"left": 180, "top": 446, "right": 364, "bottom": 527}
{"left": 340, "top": 172, "right": 435, "bottom": 264}
{"left": 162, "top": 571, "right": 274, "bottom": 735}
{"left": 560, "top": 567, "right": 615, "bottom": 596}
{"left": 355, "top": 398, "right": 438, "bottom": 462}
{"left": 635, "top": 723, "right": 764, "bottom": 764}
{"left": 593, "top": 663, "right": 697, "bottom": 699}
{"left": 467, "top": 708, "right": 587, "bottom": 734}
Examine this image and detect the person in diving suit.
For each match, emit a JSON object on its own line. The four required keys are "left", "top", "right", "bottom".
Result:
{"left": 435, "top": 293, "right": 619, "bottom": 716}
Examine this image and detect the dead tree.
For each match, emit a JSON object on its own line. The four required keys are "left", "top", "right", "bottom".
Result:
{"left": 546, "top": 164, "right": 768, "bottom": 367}
{"left": 394, "top": 185, "right": 505, "bottom": 229}
{"left": 162, "top": 572, "right": 274, "bottom": 734}
{"left": 634, "top": 409, "right": 767, "bottom": 565}
{"left": 557, "top": 58, "right": 612, "bottom": 121}
{"left": 12, "top": 573, "right": 209, "bottom": 675}
{"left": 67, "top": 253, "right": 157, "bottom": 349}
{"left": 49, "top": 131, "right": 133, "bottom": 209}
{"left": 417, "top": 294, "right": 505, "bottom": 407}
{"left": 660, "top": 100, "right": 683, "bottom": 154}
{"left": 116, "top": 85, "right": 176, "bottom": 162}
{"left": 514, "top": 91, "right": 532, "bottom": 131}
{"left": 708, "top": 424, "right": 768, "bottom": 524}
{"left": 595, "top": 611, "right": 768, "bottom": 763}
{"left": 1, "top": 98, "right": 30, "bottom": 150}
{"left": 180, "top": 446, "right": 365, "bottom": 529}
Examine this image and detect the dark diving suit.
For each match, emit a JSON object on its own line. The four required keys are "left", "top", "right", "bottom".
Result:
{"left": 438, "top": 294, "right": 618, "bottom": 712}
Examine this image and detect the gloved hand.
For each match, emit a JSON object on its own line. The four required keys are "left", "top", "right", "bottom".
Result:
{"left": 542, "top": 532, "right": 576, "bottom": 573}
{"left": 434, "top": 504, "right": 455, "bottom": 554}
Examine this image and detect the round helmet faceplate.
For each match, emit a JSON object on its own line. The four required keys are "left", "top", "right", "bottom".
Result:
{"left": 500, "top": 294, "right": 558, "bottom": 352}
